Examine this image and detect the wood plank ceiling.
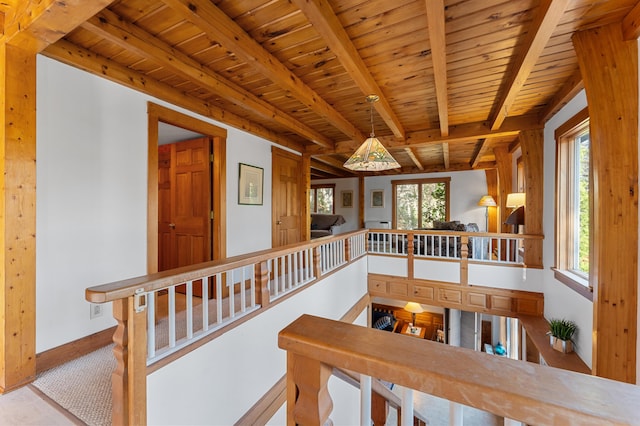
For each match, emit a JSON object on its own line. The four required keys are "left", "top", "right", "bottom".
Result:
{"left": 41, "top": 0, "right": 640, "bottom": 178}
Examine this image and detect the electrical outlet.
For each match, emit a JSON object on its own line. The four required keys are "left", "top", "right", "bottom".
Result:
{"left": 90, "top": 303, "right": 104, "bottom": 319}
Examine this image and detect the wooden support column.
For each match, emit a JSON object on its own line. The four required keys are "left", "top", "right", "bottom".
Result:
{"left": 0, "top": 42, "right": 37, "bottom": 393}
{"left": 493, "top": 147, "right": 513, "bottom": 233}
{"left": 573, "top": 23, "right": 638, "bottom": 383}
{"left": 302, "top": 153, "right": 311, "bottom": 241}
{"left": 519, "top": 129, "right": 544, "bottom": 268}
{"left": 112, "top": 296, "right": 147, "bottom": 426}
{"left": 255, "top": 261, "right": 270, "bottom": 308}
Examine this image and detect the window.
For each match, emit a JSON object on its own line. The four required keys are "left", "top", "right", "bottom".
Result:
{"left": 555, "top": 107, "right": 591, "bottom": 299}
{"left": 392, "top": 178, "right": 450, "bottom": 230}
{"left": 310, "top": 184, "right": 335, "bottom": 214}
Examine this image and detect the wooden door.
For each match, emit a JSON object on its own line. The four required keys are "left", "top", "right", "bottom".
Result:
{"left": 272, "top": 148, "right": 303, "bottom": 247}
{"left": 158, "top": 137, "right": 213, "bottom": 297}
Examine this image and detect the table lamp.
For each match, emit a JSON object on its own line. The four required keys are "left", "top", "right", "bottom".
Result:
{"left": 404, "top": 302, "right": 424, "bottom": 326}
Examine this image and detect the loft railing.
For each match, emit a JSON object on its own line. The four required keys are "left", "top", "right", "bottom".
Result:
{"left": 84, "top": 227, "right": 543, "bottom": 424}
{"left": 279, "top": 314, "right": 640, "bottom": 426}
{"left": 85, "top": 230, "right": 367, "bottom": 425}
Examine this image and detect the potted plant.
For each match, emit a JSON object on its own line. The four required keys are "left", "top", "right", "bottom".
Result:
{"left": 548, "top": 318, "right": 577, "bottom": 353}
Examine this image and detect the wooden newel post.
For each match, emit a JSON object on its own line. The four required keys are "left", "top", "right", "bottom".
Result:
{"left": 344, "top": 237, "right": 352, "bottom": 262}
{"left": 312, "top": 246, "right": 322, "bottom": 278}
{"left": 287, "top": 352, "right": 333, "bottom": 426}
{"left": 255, "top": 261, "right": 270, "bottom": 308}
{"left": 112, "top": 295, "right": 147, "bottom": 426}
{"left": 460, "top": 235, "right": 469, "bottom": 285}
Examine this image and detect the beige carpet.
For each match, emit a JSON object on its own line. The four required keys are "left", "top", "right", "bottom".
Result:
{"left": 33, "top": 345, "right": 115, "bottom": 426}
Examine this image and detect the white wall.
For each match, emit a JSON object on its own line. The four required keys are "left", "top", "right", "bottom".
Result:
{"left": 311, "top": 177, "right": 360, "bottom": 232}
{"left": 147, "top": 259, "right": 368, "bottom": 425}
{"left": 36, "top": 55, "right": 277, "bottom": 351}
{"left": 364, "top": 170, "right": 488, "bottom": 230}
{"left": 541, "top": 90, "right": 593, "bottom": 367}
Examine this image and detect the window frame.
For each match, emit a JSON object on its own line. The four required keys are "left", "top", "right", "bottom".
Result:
{"left": 310, "top": 183, "right": 336, "bottom": 214}
{"left": 554, "top": 107, "right": 593, "bottom": 301}
{"left": 391, "top": 177, "right": 450, "bottom": 229}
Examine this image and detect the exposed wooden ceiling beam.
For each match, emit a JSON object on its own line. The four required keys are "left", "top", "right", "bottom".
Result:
{"left": 43, "top": 39, "right": 305, "bottom": 153}
{"left": 538, "top": 68, "right": 583, "bottom": 123}
{"left": 2, "top": 0, "right": 114, "bottom": 51}
{"left": 442, "top": 143, "right": 450, "bottom": 169}
{"left": 622, "top": 1, "right": 640, "bottom": 40}
{"left": 162, "top": 0, "right": 367, "bottom": 143}
{"left": 401, "top": 161, "right": 496, "bottom": 175}
{"left": 291, "top": 0, "right": 405, "bottom": 140}
{"left": 310, "top": 114, "right": 541, "bottom": 155}
{"left": 81, "top": 10, "right": 334, "bottom": 149}
{"left": 490, "top": 0, "right": 571, "bottom": 130}
{"left": 311, "top": 159, "right": 352, "bottom": 177}
{"left": 405, "top": 148, "right": 424, "bottom": 171}
{"left": 470, "top": 139, "right": 487, "bottom": 169}
{"left": 425, "top": 0, "right": 449, "bottom": 137}
{"left": 312, "top": 155, "right": 355, "bottom": 173}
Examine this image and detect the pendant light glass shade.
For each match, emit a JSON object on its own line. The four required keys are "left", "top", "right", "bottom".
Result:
{"left": 344, "top": 95, "right": 400, "bottom": 171}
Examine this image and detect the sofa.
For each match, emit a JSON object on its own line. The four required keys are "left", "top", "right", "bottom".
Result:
{"left": 414, "top": 220, "right": 481, "bottom": 257}
{"left": 310, "top": 213, "right": 346, "bottom": 239}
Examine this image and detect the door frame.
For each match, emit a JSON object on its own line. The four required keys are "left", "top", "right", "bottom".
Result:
{"left": 147, "top": 102, "right": 227, "bottom": 274}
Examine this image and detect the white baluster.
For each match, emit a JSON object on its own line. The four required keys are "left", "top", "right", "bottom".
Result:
{"left": 401, "top": 386, "right": 413, "bottom": 426}
{"left": 147, "top": 291, "right": 156, "bottom": 359}
{"left": 360, "top": 375, "right": 371, "bottom": 426}
{"left": 186, "top": 280, "right": 193, "bottom": 339}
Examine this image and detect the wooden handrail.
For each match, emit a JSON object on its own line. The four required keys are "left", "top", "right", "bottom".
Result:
{"left": 85, "top": 230, "right": 367, "bottom": 303}
{"left": 279, "top": 314, "right": 640, "bottom": 425}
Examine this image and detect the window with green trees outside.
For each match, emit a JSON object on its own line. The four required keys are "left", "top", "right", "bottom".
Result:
{"left": 392, "top": 178, "right": 449, "bottom": 230}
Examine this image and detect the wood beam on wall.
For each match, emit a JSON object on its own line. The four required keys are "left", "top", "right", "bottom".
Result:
{"left": 519, "top": 129, "right": 544, "bottom": 266}
{"left": 573, "top": 23, "right": 638, "bottom": 384}
{"left": 493, "top": 147, "right": 512, "bottom": 233}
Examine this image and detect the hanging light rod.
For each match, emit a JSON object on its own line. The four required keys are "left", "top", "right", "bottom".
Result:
{"left": 343, "top": 95, "right": 400, "bottom": 171}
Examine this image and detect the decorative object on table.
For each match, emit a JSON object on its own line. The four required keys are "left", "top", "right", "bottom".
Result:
{"left": 238, "top": 163, "right": 263, "bottom": 205}
{"left": 343, "top": 95, "right": 400, "bottom": 171}
{"left": 404, "top": 301, "right": 424, "bottom": 326}
{"left": 494, "top": 342, "right": 507, "bottom": 356}
{"left": 477, "top": 195, "right": 497, "bottom": 231}
{"left": 548, "top": 318, "right": 577, "bottom": 353}
{"left": 341, "top": 190, "right": 353, "bottom": 208}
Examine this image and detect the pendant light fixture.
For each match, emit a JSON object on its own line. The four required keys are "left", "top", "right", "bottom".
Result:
{"left": 343, "top": 95, "right": 401, "bottom": 171}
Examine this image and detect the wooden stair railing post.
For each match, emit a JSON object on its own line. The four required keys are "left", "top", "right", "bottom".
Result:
{"left": 313, "top": 245, "right": 321, "bottom": 278}
{"left": 255, "top": 260, "right": 270, "bottom": 308}
{"left": 344, "top": 236, "right": 352, "bottom": 262}
{"left": 460, "top": 235, "right": 469, "bottom": 285}
{"left": 112, "top": 295, "right": 147, "bottom": 426}
{"left": 371, "top": 390, "right": 388, "bottom": 425}
{"left": 287, "top": 352, "right": 333, "bottom": 426}
{"left": 407, "top": 231, "right": 415, "bottom": 279}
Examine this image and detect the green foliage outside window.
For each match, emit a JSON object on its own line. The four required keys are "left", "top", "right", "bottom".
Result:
{"left": 576, "top": 133, "right": 590, "bottom": 274}
{"left": 395, "top": 181, "right": 447, "bottom": 230}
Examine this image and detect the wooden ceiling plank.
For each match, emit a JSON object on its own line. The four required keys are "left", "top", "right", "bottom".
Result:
{"left": 43, "top": 39, "right": 304, "bottom": 152}
{"left": 425, "top": 0, "right": 449, "bottom": 137}
{"left": 310, "top": 158, "right": 352, "bottom": 177}
{"left": 622, "top": 1, "right": 640, "bottom": 40}
{"left": 490, "top": 0, "right": 572, "bottom": 131}
{"left": 81, "top": 9, "right": 333, "bottom": 149}
{"left": 3, "top": 0, "right": 115, "bottom": 51}
{"left": 291, "top": 0, "right": 405, "bottom": 140}
{"left": 161, "top": 0, "right": 367, "bottom": 143}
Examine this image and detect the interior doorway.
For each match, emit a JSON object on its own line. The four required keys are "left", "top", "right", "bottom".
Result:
{"left": 147, "top": 102, "right": 227, "bottom": 276}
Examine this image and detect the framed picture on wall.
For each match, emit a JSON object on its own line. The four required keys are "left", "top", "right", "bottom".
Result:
{"left": 371, "top": 189, "right": 384, "bottom": 208}
{"left": 341, "top": 190, "right": 353, "bottom": 208}
{"left": 238, "top": 163, "right": 263, "bottom": 205}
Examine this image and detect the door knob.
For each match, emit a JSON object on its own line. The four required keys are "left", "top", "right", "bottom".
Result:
{"left": 276, "top": 220, "right": 282, "bottom": 225}
{"left": 169, "top": 223, "right": 176, "bottom": 229}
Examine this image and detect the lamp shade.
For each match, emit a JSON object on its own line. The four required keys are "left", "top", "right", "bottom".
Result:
{"left": 477, "top": 195, "right": 497, "bottom": 207}
{"left": 343, "top": 137, "right": 401, "bottom": 171}
{"left": 505, "top": 192, "right": 526, "bottom": 208}
{"left": 404, "top": 302, "right": 424, "bottom": 314}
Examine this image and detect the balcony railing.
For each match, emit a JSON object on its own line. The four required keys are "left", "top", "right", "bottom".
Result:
{"left": 84, "top": 228, "right": 544, "bottom": 424}
{"left": 279, "top": 314, "right": 640, "bottom": 425}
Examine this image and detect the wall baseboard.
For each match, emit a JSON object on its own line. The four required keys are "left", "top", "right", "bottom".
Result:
{"left": 36, "top": 327, "right": 116, "bottom": 374}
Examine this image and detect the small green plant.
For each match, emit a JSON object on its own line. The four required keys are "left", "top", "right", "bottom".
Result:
{"left": 548, "top": 318, "right": 577, "bottom": 341}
